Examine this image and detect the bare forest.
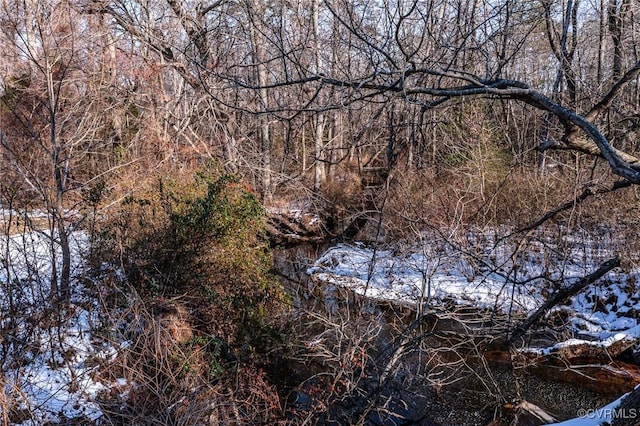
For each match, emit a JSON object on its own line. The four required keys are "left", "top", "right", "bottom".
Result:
{"left": 2, "top": 0, "right": 640, "bottom": 425}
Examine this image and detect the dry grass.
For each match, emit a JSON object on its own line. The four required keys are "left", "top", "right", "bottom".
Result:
{"left": 97, "top": 293, "right": 285, "bottom": 425}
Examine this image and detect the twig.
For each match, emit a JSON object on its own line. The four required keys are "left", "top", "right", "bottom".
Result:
{"left": 509, "top": 257, "right": 620, "bottom": 344}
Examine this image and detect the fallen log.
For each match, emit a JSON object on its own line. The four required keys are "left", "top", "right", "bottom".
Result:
{"left": 266, "top": 210, "right": 326, "bottom": 247}
{"left": 509, "top": 257, "right": 620, "bottom": 344}
{"left": 483, "top": 347, "right": 640, "bottom": 397}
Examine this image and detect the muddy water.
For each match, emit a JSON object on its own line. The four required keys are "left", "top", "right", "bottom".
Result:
{"left": 273, "top": 244, "right": 624, "bottom": 425}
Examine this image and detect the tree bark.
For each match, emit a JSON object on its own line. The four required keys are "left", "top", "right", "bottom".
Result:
{"left": 313, "top": 0, "right": 325, "bottom": 193}
{"left": 608, "top": 0, "right": 629, "bottom": 81}
{"left": 248, "top": 2, "right": 272, "bottom": 202}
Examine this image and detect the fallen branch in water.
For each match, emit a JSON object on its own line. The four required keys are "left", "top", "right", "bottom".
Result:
{"left": 509, "top": 257, "right": 620, "bottom": 345}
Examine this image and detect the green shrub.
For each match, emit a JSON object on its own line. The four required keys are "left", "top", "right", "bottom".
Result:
{"left": 101, "top": 164, "right": 285, "bottom": 353}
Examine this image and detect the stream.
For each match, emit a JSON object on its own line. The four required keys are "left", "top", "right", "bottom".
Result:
{"left": 273, "top": 242, "right": 636, "bottom": 425}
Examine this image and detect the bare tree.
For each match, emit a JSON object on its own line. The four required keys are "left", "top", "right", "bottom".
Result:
{"left": 0, "top": 0, "right": 108, "bottom": 302}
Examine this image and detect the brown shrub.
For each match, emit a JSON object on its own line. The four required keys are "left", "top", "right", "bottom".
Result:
{"left": 98, "top": 296, "right": 285, "bottom": 425}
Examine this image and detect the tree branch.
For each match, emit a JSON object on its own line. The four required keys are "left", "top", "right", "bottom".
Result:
{"left": 586, "top": 61, "right": 640, "bottom": 122}
{"left": 509, "top": 257, "right": 620, "bottom": 345}
{"left": 504, "top": 180, "right": 632, "bottom": 240}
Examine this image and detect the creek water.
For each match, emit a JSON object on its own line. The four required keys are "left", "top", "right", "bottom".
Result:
{"left": 273, "top": 243, "right": 625, "bottom": 425}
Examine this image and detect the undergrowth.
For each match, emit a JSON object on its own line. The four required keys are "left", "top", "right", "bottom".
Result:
{"left": 93, "top": 164, "right": 289, "bottom": 424}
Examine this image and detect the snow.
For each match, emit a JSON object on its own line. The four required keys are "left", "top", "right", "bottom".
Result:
{"left": 307, "top": 233, "right": 640, "bottom": 425}
{"left": 0, "top": 230, "right": 116, "bottom": 424}
{"left": 309, "top": 243, "right": 540, "bottom": 311}
{"left": 307, "top": 236, "right": 640, "bottom": 345}
{"left": 9, "top": 314, "right": 107, "bottom": 423}
{"left": 1, "top": 221, "right": 638, "bottom": 424}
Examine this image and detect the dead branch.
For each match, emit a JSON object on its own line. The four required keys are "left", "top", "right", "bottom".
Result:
{"left": 509, "top": 257, "right": 620, "bottom": 345}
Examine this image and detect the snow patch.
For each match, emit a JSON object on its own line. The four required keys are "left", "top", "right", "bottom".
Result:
{"left": 0, "top": 231, "right": 115, "bottom": 424}
{"left": 308, "top": 239, "right": 640, "bottom": 346}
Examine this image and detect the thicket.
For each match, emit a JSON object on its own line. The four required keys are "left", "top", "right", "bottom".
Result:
{"left": 92, "top": 164, "right": 290, "bottom": 424}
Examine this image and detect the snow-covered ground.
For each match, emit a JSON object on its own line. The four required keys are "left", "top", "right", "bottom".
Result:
{"left": 307, "top": 237, "right": 640, "bottom": 345}
{"left": 0, "top": 231, "right": 116, "bottom": 425}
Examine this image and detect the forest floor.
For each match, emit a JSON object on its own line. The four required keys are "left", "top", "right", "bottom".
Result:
{"left": 0, "top": 224, "right": 639, "bottom": 424}
{"left": 0, "top": 230, "right": 115, "bottom": 425}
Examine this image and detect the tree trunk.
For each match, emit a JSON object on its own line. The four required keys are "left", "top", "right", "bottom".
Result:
{"left": 608, "top": 0, "right": 628, "bottom": 81}
{"left": 313, "top": 0, "right": 325, "bottom": 193}
{"left": 47, "top": 54, "right": 72, "bottom": 303}
{"left": 314, "top": 113, "right": 325, "bottom": 193}
{"left": 249, "top": 3, "right": 272, "bottom": 202}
